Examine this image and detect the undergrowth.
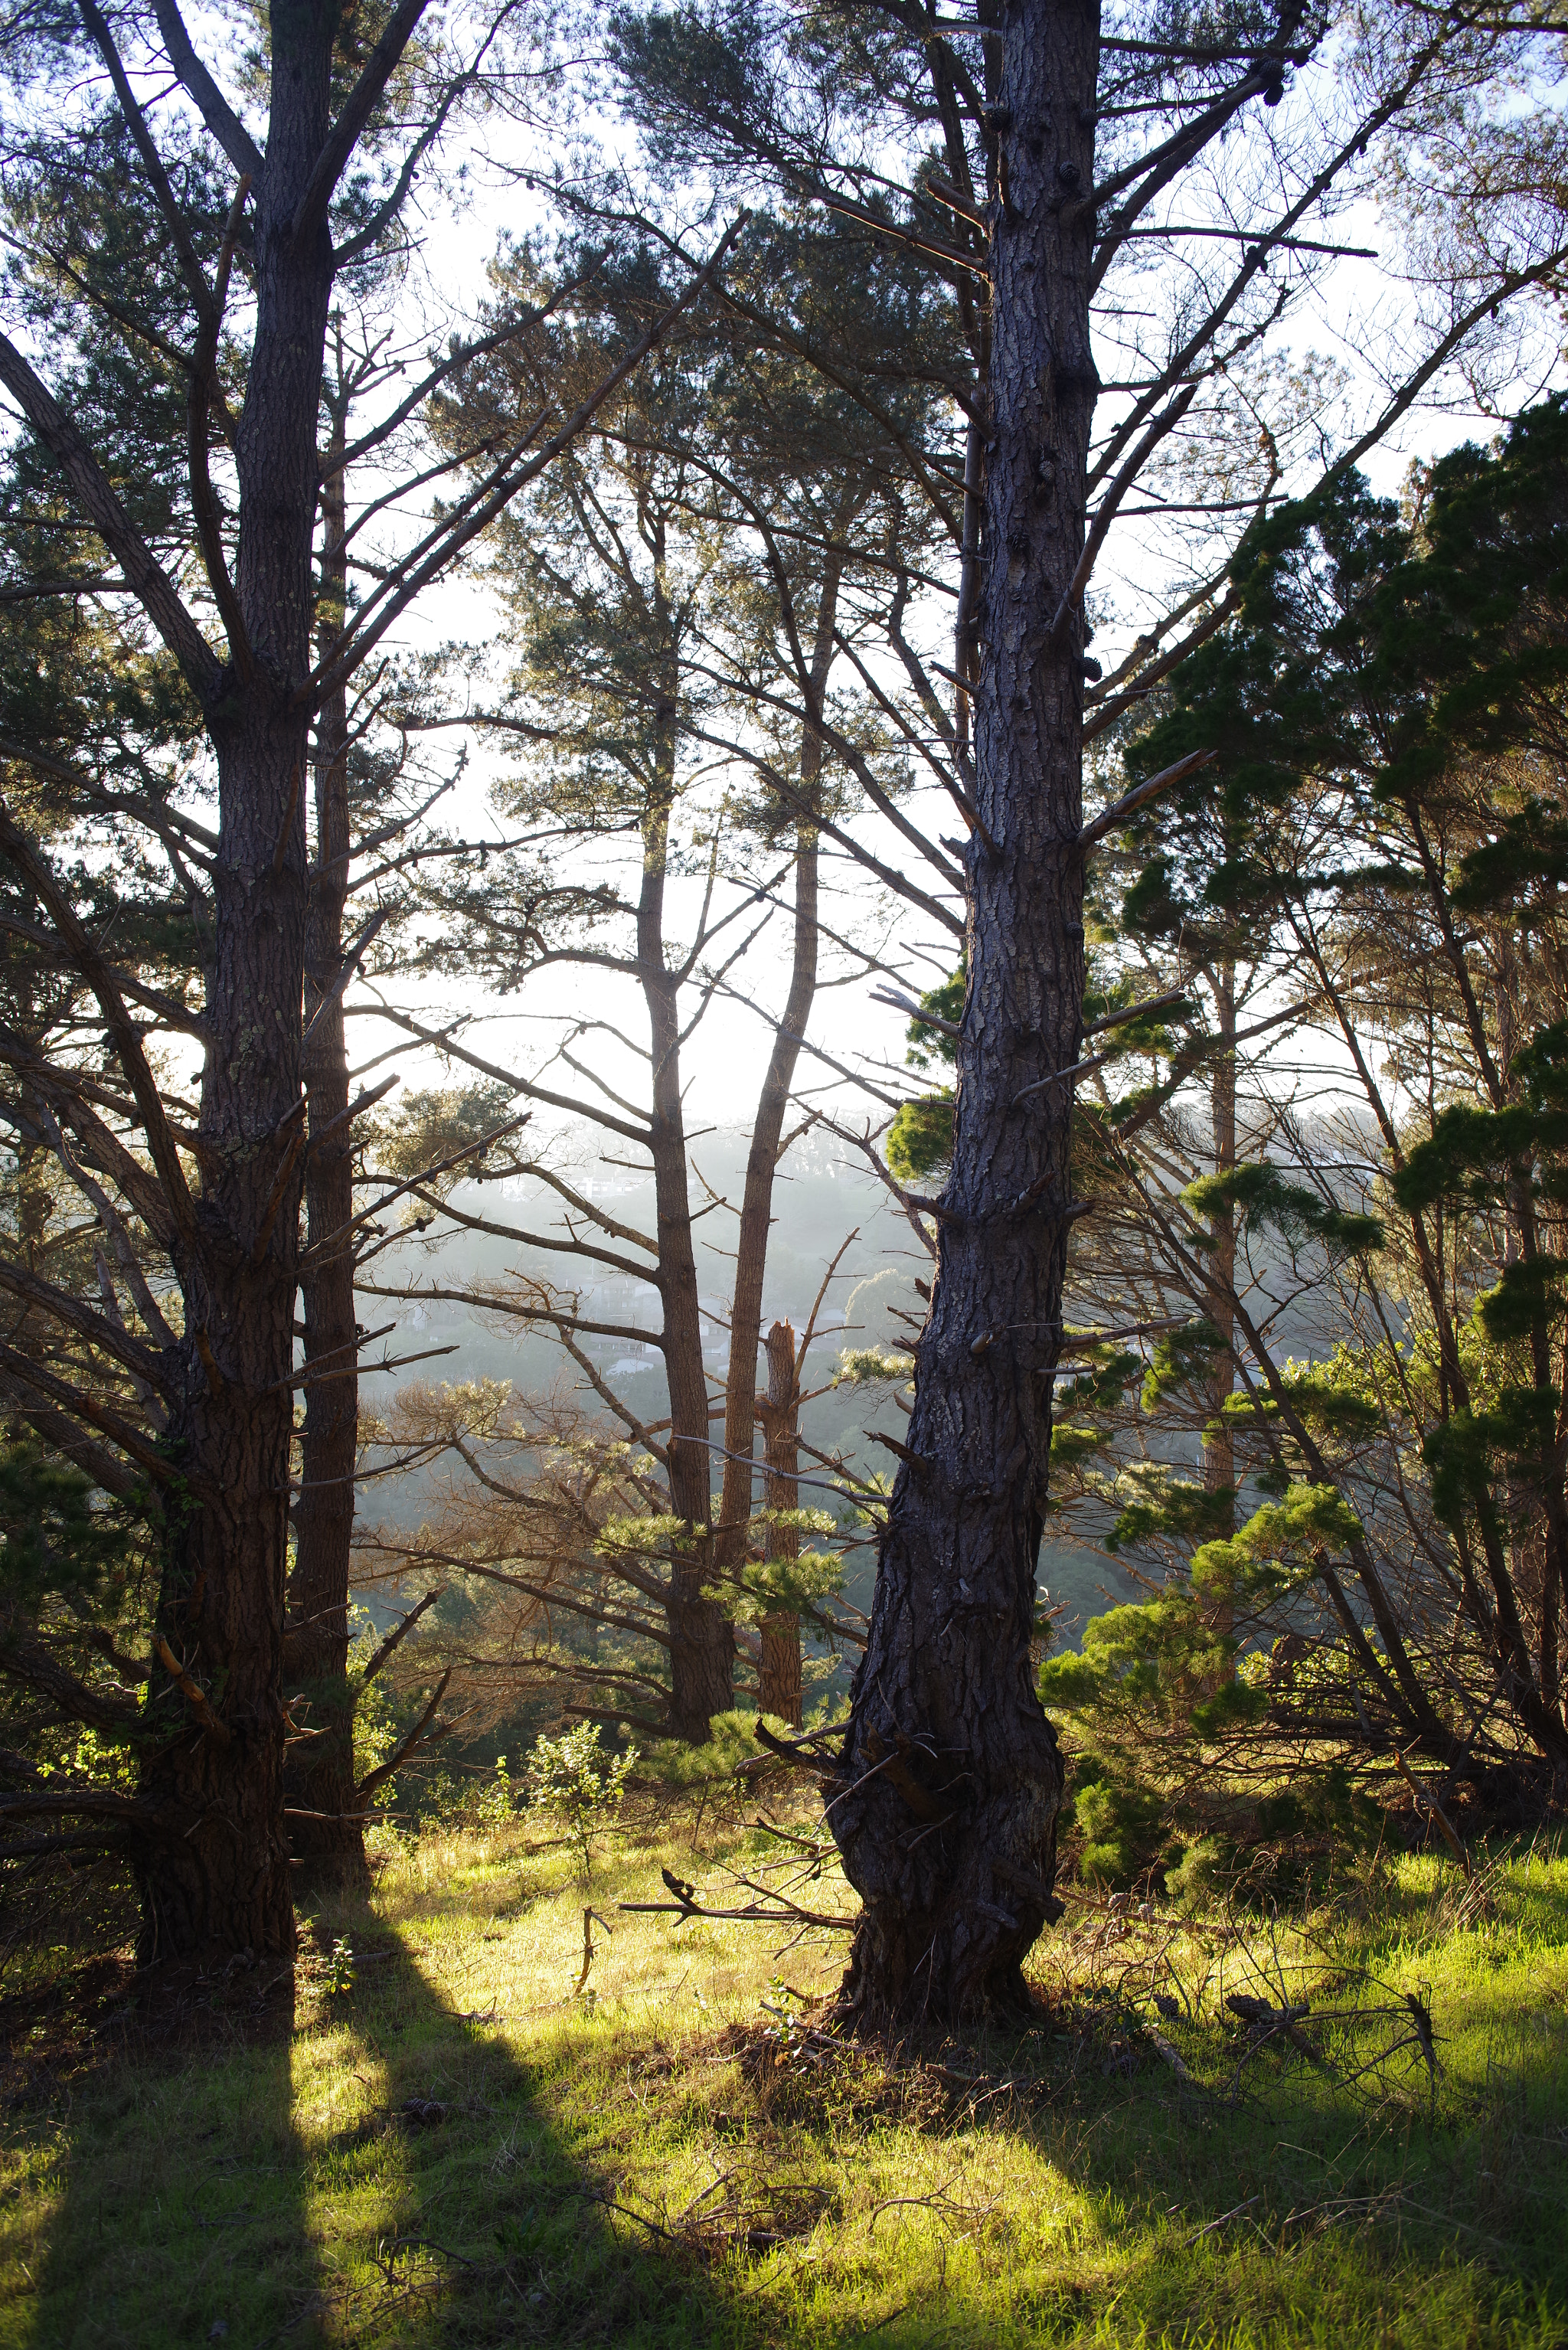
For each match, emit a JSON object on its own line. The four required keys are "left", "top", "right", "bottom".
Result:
{"left": 1, "top": 1809, "right": 1564, "bottom": 2348}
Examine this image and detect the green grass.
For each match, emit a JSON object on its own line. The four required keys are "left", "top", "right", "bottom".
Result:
{"left": 2, "top": 1813, "right": 1566, "bottom": 2347}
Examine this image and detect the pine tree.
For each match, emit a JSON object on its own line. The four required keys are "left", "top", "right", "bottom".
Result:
{"left": 1047, "top": 398, "right": 1568, "bottom": 1799}
{"left": 0, "top": 2, "right": 727, "bottom": 1955}
{"left": 593, "top": 0, "right": 1568, "bottom": 2021}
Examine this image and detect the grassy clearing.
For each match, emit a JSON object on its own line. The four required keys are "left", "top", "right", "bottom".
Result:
{"left": 1, "top": 1809, "right": 1566, "bottom": 2348}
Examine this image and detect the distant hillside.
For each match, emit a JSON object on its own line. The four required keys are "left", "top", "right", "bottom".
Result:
{"left": 351, "top": 1122, "right": 1151, "bottom": 1646}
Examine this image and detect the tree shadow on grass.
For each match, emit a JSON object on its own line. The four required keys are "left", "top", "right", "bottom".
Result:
{"left": 14, "top": 1953, "right": 310, "bottom": 2348}
{"left": 819, "top": 1866, "right": 1568, "bottom": 2350}
{"left": 639, "top": 1855, "right": 1568, "bottom": 2350}
{"left": 24, "top": 1856, "right": 1566, "bottom": 2349}
{"left": 296, "top": 1913, "right": 739, "bottom": 2345}
{"left": 309, "top": 1852, "right": 1567, "bottom": 2350}
{"left": 14, "top": 1917, "right": 740, "bottom": 2350}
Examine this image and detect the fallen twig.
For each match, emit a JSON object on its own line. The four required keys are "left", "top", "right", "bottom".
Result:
{"left": 1147, "top": 2027, "right": 1199, "bottom": 2087}
{"left": 1187, "top": 2193, "right": 1260, "bottom": 2245}
{"left": 868, "top": 2177, "right": 1001, "bottom": 2235}
{"left": 377, "top": 2231, "right": 475, "bottom": 2270}
{"left": 575, "top": 1905, "right": 615, "bottom": 1996}
{"left": 593, "top": 2195, "right": 680, "bottom": 2244}
{"left": 620, "top": 1864, "right": 856, "bottom": 1933}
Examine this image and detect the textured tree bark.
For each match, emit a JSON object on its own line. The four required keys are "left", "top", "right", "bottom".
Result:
{"left": 829, "top": 0, "right": 1096, "bottom": 2028}
{"left": 758, "top": 1318, "right": 803, "bottom": 1727}
{"left": 283, "top": 365, "right": 367, "bottom": 1888}
{"left": 136, "top": 22, "right": 340, "bottom": 1963}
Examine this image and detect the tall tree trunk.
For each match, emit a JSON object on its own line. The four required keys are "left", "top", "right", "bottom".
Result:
{"left": 829, "top": 0, "right": 1096, "bottom": 2028}
{"left": 136, "top": 31, "right": 338, "bottom": 1963}
{"left": 1494, "top": 956, "right": 1568, "bottom": 1740}
{"left": 713, "top": 562, "right": 836, "bottom": 1672}
{"left": 283, "top": 355, "right": 366, "bottom": 1888}
{"left": 758, "top": 1318, "right": 803, "bottom": 1727}
{"left": 1201, "top": 959, "right": 1237, "bottom": 1682}
{"left": 639, "top": 653, "right": 733, "bottom": 1739}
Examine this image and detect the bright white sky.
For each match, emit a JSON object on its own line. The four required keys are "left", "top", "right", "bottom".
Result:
{"left": 349, "top": 70, "right": 1566, "bottom": 1144}
{"left": 83, "top": 11, "right": 1564, "bottom": 1141}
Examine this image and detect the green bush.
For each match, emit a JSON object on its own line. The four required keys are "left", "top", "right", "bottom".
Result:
{"left": 1165, "top": 1835, "right": 1233, "bottom": 1909}
{"left": 524, "top": 1722, "right": 635, "bottom": 1878}
{"left": 1067, "top": 1755, "right": 1168, "bottom": 1886}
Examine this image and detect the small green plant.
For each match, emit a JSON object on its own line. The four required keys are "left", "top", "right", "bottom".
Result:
{"left": 1165, "top": 1833, "right": 1233, "bottom": 1910}
{"left": 759, "top": 1976, "right": 808, "bottom": 2067}
{"left": 348, "top": 1603, "right": 400, "bottom": 1787}
{"left": 478, "top": 1751, "right": 516, "bottom": 1828}
{"left": 322, "top": 1936, "right": 356, "bottom": 1995}
{"left": 524, "top": 1722, "right": 635, "bottom": 1878}
{"left": 1070, "top": 1760, "right": 1168, "bottom": 1886}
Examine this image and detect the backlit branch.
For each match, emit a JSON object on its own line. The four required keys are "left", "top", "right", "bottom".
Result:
{"left": 0, "top": 337, "right": 220, "bottom": 703}
{"left": 152, "top": 0, "right": 263, "bottom": 178}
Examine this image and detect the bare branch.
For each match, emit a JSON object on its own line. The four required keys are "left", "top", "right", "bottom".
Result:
{"left": 355, "top": 1666, "right": 452, "bottom": 1802}
{"left": 1050, "top": 384, "right": 1197, "bottom": 641}
{"left": 1078, "top": 748, "right": 1217, "bottom": 850}
{"left": 0, "top": 1620, "right": 144, "bottom": 1737}
{"left": 370, "top": 1005, "right": 652, "bottom": 1144}
{"left": 313, "top": 219, "right": 749, "bottom": 708}
{"left": 355, "top": 1587, "right": 443, "bottom": 1687}
{"left": 152, "top": 1, "right": 263, "bottom": 178}
{"left": 332, "top": 41, "right": 486, "bottom": 272}
{"left": 0, "top": 1342, "right": 197, "bottom": 1493}
{"left": 0, "top": 1372, "right": 143, "bottom": 1497}
{"left": 0, "top": 1254, "right": 165, "bottom": 1391}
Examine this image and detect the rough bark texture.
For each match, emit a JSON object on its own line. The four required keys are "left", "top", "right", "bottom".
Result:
{"left": 758, "top": 1317, "right": 803, "bottom": 1727}
{"left": 283, "top": 375, "right": 366, "bottom": 1888}
{"left": 830, "top": 0, "right": 1097, "bottom": 2028}
{"left": 136, "top": 16, "right": 340, "bottom": 1963}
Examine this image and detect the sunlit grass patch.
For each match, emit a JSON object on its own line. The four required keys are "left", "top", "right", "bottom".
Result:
{"left": 1, "top": 1821, "right": 1565, "bottom": 2347}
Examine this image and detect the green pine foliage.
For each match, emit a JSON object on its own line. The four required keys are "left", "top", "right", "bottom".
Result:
{"left": 1040, "top": 392, "right": 1568, "bottom": 1864}
{"left": 884, "top": 964, "right": 962, "bottom": 1182}
{"left": 884, "top": 1091, "right": 953, "bottom": 1182}
{"left": 1183, "top": 1162, "right": 1385, "bottom": 1261}
{"left": 0, "top": 1437, "right": 142, "bottom": 1606}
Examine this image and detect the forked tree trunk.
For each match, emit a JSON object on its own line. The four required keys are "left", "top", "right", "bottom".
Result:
{"left": 283, "top": 369, "right": 367, "bottom": 1888}
{"left": 829, "top": 0, "right": 1096, "bottom": 2027}
{"left": 713, "top": 561, "right": 835, "bottom": 1685}
{"left": 758, "top": 1318, "right": 803, "bottom": 1727}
